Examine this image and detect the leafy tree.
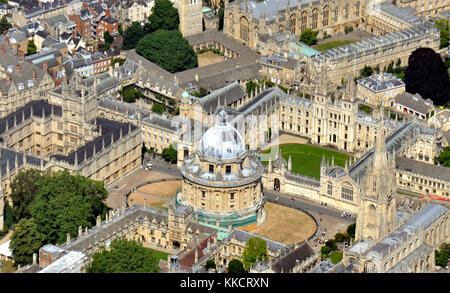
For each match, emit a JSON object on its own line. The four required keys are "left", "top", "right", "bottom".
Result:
{"left": 204, "top": 259, "right": 216, "bottom": 270}
{"left": 246, "top": 80, "right": 258, "bottom": 96}
{"left": 321, "top": 245, "right": 331, "bottom": 255}
{"left": 435, "top": 19, "right": 449, "bottom": 49}
{"left": 123, "top": 22, "right": 144, "bottom": 50}
{"left": 218, "top": 1, "right": 225, "bottom": 31}
{"left": 436, "top": 146, "right": 450, "bottom": 167}
{"left": 0, "top": 0, "right": 7, "bottom": 4}
{"left": 228, "top": 259, "right": 246, "bottom": 273}
{"left": 439, "top": 243, "right": 450, "bottom": 256}
{"left": 326, "top": 239, "right": 337, "bottom": 251}
{"left": 435, "top": 249, "right": 448, "bottom": 267}
{"left": 404, "top": 48, "right": 450, "bottom": 106}
{"left": 26, "top": 39, "right": 37, "bottom": 55}
{"left": 136, "top": 29, "right": 197, "bottom": 73}
{"left": 360, "top": 65, "right": 373, "bottom": 78}
{"left": 104, "top": 31, "right": 114, "bottom": 45}
{"left": 87, "top": 238, "right": 160, "bottom": 273}
{"left": 347, "top": 223, "right": 356, "bottom": 239}
{"left": 10, "top": 169, "right": 43, "bottom": 222}
{"left": 144, "top": 0, "right": 179, "bottom": 34}
{"left": 118, "top": 24, "right": 124, "bottom": 36}
{"left": 162, "top": 144, "right": 177, "bottom": 163}
{"left": 29, "top": 170, "right": 108, "bottom": 244}
{"left": 3, "top": 201, "right": 14, "bottom": 232}
{"left": 242, "top": 237, "right": 268, "bottom": 271}
{"left": 0, "top": 16, "right": 11, "bottom": 34}
{"left": 300, "top": 29, "right": 319, "bottom": 46}
{"left": 151, "top": 102, "right": 165, "bottom": 114}
{"left": 9, "top": 219, "right": 45, "bottom": 266}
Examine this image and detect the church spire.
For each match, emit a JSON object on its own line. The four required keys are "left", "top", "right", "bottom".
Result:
{"left": 373, "top": 116, "right": 387, "bottom": 172}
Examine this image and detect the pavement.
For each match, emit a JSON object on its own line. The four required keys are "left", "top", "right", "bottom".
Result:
{"left": 264, "top": 189, "right": 355, "bottom": 251}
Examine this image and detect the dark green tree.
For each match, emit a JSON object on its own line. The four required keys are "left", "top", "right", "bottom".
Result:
{"left": 218, "top": 1, "right": 225, "bottom": 31}
{"left": 104, "top": 31, "right": 114, "bottom": 46}
{"left": 242, "top": 237, "right": 268, "bottom": 271}
{"left": 151, "top": 102, "right": 166, "bottom": 114}
{"left": 0, "top": 16, "right": 11, "bottom": 34}
{"left": 299, "top": 29, "right": 319, "bottom": 46}
{"left": 29, "top": 170, "right": 108, "bottom": 244}
{"left": 228, "top": 259, "right": 246, "bottom": 273}
{"left": 360, "top": 65, "right": 373, "bottom": 78}
{"left": 26, "top": 39, "right": 37, "bottom": 55}
{"left": 321, "top": 246, "right": 331, "bottom": 255}
{"left": 404, "top": 48, "right": 450, "bottom": 106}
{"left": 435, "top": 249, "right": 448, "bottom": 267}
{"left": 136, "top": 30, "right": 198, "bottom": 73}
{"left": 162, "top": 144, "right": 177, "bottom": 163}
{"left": 347, "top": 223, "right": 356, "bottom": 239}
{"left": 9, "top": 218, "right": 45, "bottom": 266}
{"left": 123, "top": 22, "right": 144, "bottom": 50}
{"left": 204, "top": 259, "right": 216, "bottom": 270}
{"left": 86, "top": 238, "right": 160, "bottom": 273}
{"left": 144, "top": 0, "right": 179, "bottom": 34}
{"left": 326, "top": 239, "right": 337, "bottom": 251}
{"left": 436, "top": 147, "right": 450, "bottom": 167}
{"left": 10, "top": 169, "right": 43, "bottom": 222}
{"left": 245, "top": 80, "right": 258, "bottom": 96}
{"left": 435, "top": 19, "right": 449, "bottom": 49}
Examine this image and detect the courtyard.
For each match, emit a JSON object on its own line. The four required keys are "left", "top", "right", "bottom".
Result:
{"left": 262, "top": 143, "right": 351, "bottom": 179}
{"left": 197, "top": 51, "right": 225, "bottom": 67}
{"left": 247, "top": 202, "right": 317, "bottom": 245}
{"left": 314, "top": 30, "right": 374, "bottom": 51}
{"left": 127, "top": 180, "right": 182, "bottom": 210}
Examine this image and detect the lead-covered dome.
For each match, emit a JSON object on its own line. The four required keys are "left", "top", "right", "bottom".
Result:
{"left": 199, "top": 110, "right": 245, "bottom": 159}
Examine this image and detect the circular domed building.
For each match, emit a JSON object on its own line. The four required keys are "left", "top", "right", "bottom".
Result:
{"left": 177, "top": 110, "right": 265, "bottom": 228}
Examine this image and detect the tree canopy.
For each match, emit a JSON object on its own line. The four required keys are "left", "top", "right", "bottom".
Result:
{"left": 136, "top": 29, "right": 198, "bottom": 73}
{"left": 9, "top": 218, "right": 45, "bottom": 266}
{"left": 435, "top": 19, "right": 449, "bottom": 49}
{"left": 27, "top": 39, "right": 37, "bottom": 56}
{"left": 347, "top": 223, "right": 356, "bottom": 239}
{"left": 218, "top": 2, "right": 225, "bottom": 31}
{"left": 228, "top": 259, "right": 246, "bottom": 273}
{"left": 144, "top": 0, "right": 179, "bottom": 34}
{"left": 123, "top": 22, "right": 144, "bottom": 50}
{"left": 300, "top": 29, "right": 319, "bottom": 46}
{"left": 162, "top": 144, "right": 177, "bottom": 163}
{"left": 435, "top": 243, "right": 450, "bottom": 267}
{"left": 436, "top": 146, "right": 450, "bottom": 167}
{"left": 0, "top": 16, "right": 12, "bottom": 34}
{"left": 10, "top": 169, "right": 43, "bottom": 222}
{"left": 404, "top": 48, "right": 450, "bottom": 106}
{"left": 86, "top": 238, "right": 160, "bottom": 273}
{"left": 29, "top": 170, "right": 108, "bottom": 244}
{"left": 242, "top": 237, "right": 268, "bottom": 271}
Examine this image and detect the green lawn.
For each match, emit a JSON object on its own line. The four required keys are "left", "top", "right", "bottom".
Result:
{"left": 328, "top": 251, "right": 343, "bottom": 264}
{"left": 315, "top": 39, "right": 358, "bottom": 51}
{"left": 262, "top": 143, "right": 351, "bottom": 179}
{"left": 147, "top": 248, "right": 169, "bottom": 261}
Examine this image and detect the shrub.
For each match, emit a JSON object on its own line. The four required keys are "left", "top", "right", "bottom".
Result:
{"left": 321, "top": 246, "right": 331, "bottom": 255}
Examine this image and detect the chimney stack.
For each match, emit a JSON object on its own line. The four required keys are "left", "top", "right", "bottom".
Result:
{"left": 43, "top": 60, "right": 48, "bottom": 71}
{"left": 6, "top": 72, "right": 10, "bottom": 83}
{"left": 18, "top": 50, "right": 24, "bottom": 62}
{"left": 15, "top": 64, "right": 21, "bottom": 75}
{"left": 32, "top": 69, "right": 36, "bottom": 80}
{"left": 1, "top": 45, "right": 5, "bottom": 55}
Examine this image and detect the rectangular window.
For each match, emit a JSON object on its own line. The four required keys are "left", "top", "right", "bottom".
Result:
{"left": 209, "top": 164, "right": 214, "bottom": 173}
{"left": 341, "top": 187, "right": 353, "bottom": 201}
{"left": 226, "top": 165, "right": 231, "bottom": 174}
{"left": 230, "top": 193, "right": 235, "bottom": 200}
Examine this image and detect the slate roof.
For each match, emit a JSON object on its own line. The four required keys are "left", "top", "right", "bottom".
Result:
{"left": 394, "top": 92, "right": 433, "bottom": 115}
{"left": 395, "top": 156, "right": 450, "bottom": 182}
{"left": 271, "top": 243, "right": 315, "bottom": 273}
{"left": 192, "top": 81, "right": 245, "bottom": 113}
{"left": 226, "top": 229, "right": 289, "bottom": 254}
{"left": 364, "top": 204, "right": 448, "bottom": 262}
{"left": 357, "top": 73, "right": 405, "bottom": 93}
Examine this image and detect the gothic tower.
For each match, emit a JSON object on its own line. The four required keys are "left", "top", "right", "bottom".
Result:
{"left": 355, "top": 118, "right": 396, "bottom": 243}
{"left": 175, "top": 0, "right": 203, "bottom": 37}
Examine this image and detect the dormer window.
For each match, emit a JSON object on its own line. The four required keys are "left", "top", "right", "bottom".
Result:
{"left": 17, "top": 83, "right": 24, "bottom": 90}
{"left": 27, "top": 80, "right": 34, "bottom": 88}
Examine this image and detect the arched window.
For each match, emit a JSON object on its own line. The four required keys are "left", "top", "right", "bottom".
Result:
{"left": 312, "top": 9, "right": 318, "bottom": 29}
{"left": 290, "top": 14, "right": 296, "bottom": 34}
{"left": 341, "top": 184, "right": 353, "bottom": 201}
{"left": 367, "top": 204, "right": 376, "bottom": 226}
{"left": 355, "top": 2, "right": 360, "bottom": 17}
{"left": 323, "top": 7, "right": 329, "bottom": 27}
{"left": 240, "top": 17, "right": 249, "bottom": 43}
{"left": 344, "top": 4, "right": 349, "bottom": 19}
{"left": 301, "top": 12, "right": 307, "bottom": 31}
{"left": 327, "top": 182, "right": 333, "bottom": 196}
